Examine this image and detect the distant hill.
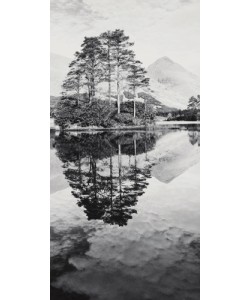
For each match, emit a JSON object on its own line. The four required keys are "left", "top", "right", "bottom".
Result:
{"left": 147, "top": 57, "right": 200, "bottom": 109}
{"left": 137, "top": 92, "right": 177, "bottom": 113}
{"left": 50, "top": 53, "right": 71, "bottom": 96}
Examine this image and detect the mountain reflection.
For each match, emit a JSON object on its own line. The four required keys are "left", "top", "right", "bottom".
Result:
{"left": 54, "top": 132, "right": 157, "bottom": 226}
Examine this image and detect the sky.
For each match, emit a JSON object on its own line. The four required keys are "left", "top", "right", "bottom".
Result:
{"left": 51, "top": 0, "right": 200, "bottom": 75}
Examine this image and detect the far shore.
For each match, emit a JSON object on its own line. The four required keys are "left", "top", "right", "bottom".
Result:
{"left": 156, "top": 120, "right": 200, "bottom": 125}
{"left": 50, "top": 121, "right": 200, "bottom": 132}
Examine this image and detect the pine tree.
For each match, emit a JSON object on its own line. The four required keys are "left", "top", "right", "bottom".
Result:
{"left": 79, "top": 37, "right": 104, "bottom": 102}
{"left": 127, "top": 60, "right": 149, "bottom": 117}
{"left": 99, "top": 31, "right": 116, "bottom": 105}
{"left": 62, "top": 52, "right": 83, "bottom": 106}
{"left": 111, "top": 30, "right": 135, "bottom": 114}
{"left": 187, "top": 95, "right": 200, "bottom": 121}
{"left": 196, "top": 95, "right": 200, "bottom": 110}
{"left": 187, "top": 95, "right": 200, "bottom": 110}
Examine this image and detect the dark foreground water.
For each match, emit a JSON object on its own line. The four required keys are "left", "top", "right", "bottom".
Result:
{"left": 50, "top": 125, "right": 200, "bottom": 300}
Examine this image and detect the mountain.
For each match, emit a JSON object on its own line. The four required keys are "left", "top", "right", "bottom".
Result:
{"left": 50, "top": 53, "right": 71, "bottom": 96}
{"left": 147, "top": 57, "right": 200, "bottom": 109}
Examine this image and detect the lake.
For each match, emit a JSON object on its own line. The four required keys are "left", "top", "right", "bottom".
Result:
{"left": 50, "top": 124, "right": 200, "bottom": 300}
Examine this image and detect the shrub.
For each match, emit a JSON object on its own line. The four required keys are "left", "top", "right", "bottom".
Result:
{"left": 54, "top": 96, "right": 81, "bottom": 129}
{"left": 168, "top": 109, "right": 200, "bottom": 121}
{"left": 101, "top": 117, "right": 117, "bottom": 128}
{"left": 78, "top": 100, "right": 116, "bottom": 127}
{"left": 120, "top": 101, "right": 146, "bottom": 119}
{"left": 113, "top": 113, "right": 134, "bottom": 125}
{"left": 54, "top": 96, "right": 156, "bottom": 129}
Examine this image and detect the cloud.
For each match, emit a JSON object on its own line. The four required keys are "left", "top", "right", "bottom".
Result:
{"left": 51, "top": 0, "right": 200, "bottom": 75}
{"left": 135, "top": 0, "right": 198, "bottom": 11}
{"left": 51, "top": 0, "right": 106, "bottom": 24}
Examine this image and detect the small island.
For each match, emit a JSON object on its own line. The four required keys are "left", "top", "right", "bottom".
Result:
{"left": 51, "top": 29, "right": 200, "bottom": 131}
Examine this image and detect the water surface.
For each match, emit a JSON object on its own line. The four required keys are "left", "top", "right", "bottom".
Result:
{"left": 50, "top": 125, "right": 200, "bottom": 300}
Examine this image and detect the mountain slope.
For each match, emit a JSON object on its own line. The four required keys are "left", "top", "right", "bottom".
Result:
{"left": 50, "top": 53, "right": 71, "bottom": 96}
{"left": 147, "top": 57, "right": 200, "bottom": 109}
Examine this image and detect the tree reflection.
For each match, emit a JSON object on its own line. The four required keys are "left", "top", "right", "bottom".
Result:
{"left": 186, "top": 125, "right": 200, "bottom": 147}
{"left": 54, "top": 132, "right": 157, "bottom": 226}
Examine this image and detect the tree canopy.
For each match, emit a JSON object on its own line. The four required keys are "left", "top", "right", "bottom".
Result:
{"left": 55, "top": 29, "right": 154, "bottom": 129}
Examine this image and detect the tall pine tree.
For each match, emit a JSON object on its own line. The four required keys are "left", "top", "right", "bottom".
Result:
{"left": 62, "top": 51, "right": 83, "bottom": 106}
{"left": 79, "top": 37, "right": 104, "bottom": 102}
{"left": 111, "top": 30, "right": 135, "bottom": 114}
{"left": 127, "top": 60, "right": 149, "bottom": 117}
{"left": 99, "top": 31, "right": 115, "bottom": 105}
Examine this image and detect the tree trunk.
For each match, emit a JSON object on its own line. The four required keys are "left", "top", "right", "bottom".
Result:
{"left": 77, "top": 88, "right": 80, "bottom": 107}
{"left": 77, "top": 77, "right": 80, "bottom": 107}
{"left": 134, "top": 138, "right": 137, "bottom": 185}
{"left": 108, "top": 75, "right": 111, "bottom": 105}
{"left": 78, "top": 153, "right": 82, "bottom": 184}
{"left": 90, "top": 78, "right": 94, "bottom": 102}
{"left": 76, "top": 76, "right": 80, "bottom": 107}
{"left": 92, "top": 160, "right": 97, "bottom": 200}
{"left": 109, "top": 155, "right": 113, "bottom": 209}
{"left": 118, "top": 143, "right": 122, "bottom": 201}
{"left": 89, "top": 77, "right": 95, "bottom": 103}
{"left": 88, "top": 84, "right": 91, "bottom": 103}
{"left": 144, "top": 140, "right": 148, "bottom": 161}
{"left": 133, "top": 87, "right": 136, "bottom": 118}
{"left": 117, "top": 65, "right": 120, "bottom": 114}
{"left": 92, "top": 76, "right": 95, "bottom": 99}
{"left": 134, "top": 138, "right": 137, "bottom": 158}
{"left": 117, "top": 83, "right": 120, "bottom": 114}
{"left": 108, "top": 46, "right": 112, "bottom": 105}
{"left": 90, "top": 59, "right": 95, "bottom": 102}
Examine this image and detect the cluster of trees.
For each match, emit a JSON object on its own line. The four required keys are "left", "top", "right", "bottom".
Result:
{"left": 187, "top": 95, "right": 200, "bottom": 111}
{"left": 165, "top": 95, "right": 200, "bottom": 121}
{"left": 53, "top": 132, "right": 156, "bottom": 226}
{"left": 54, "top": 29, "right": 153, "bottom": 129}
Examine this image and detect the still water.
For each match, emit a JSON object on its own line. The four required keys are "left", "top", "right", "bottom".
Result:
{"left": 50, "top": 125, "right": 200, "bottom": 300}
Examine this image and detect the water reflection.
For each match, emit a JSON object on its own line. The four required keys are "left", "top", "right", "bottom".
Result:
{"left": 51, "top": 125, "right": 200, "bottom": 300}
{"left": 54, "top": 132, "right": 157, "bottom": 226}
{"left": 187, "top": 125, "right": 200, "bottom": 146}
